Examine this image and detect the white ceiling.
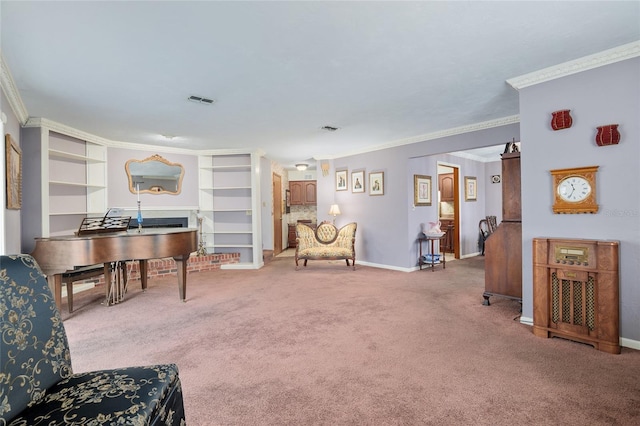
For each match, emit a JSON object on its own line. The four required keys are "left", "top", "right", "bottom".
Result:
{"left": 1, "top": 1, "right": 639, "bottom": 169}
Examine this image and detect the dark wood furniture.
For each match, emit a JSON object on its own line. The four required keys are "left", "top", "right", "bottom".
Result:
{"left": 483, "top": 152, "right": 521, "bottom": 305}
{"left": 289, "top": 180, "right": 317, "bottom": 205}
{"left": 439, "top": 220, "right": 455, "bottom": 253}
{"left": 31, "top": 228, "right": 197, "bottom": 311}
{"left": 438, "top": 173, "right": 455, "bottom": 201}
{"left": 418, "top": 234, "right": 446, "bottom": 271}
{"left": 532, "top": 238, "right": 620, "bottom": 354}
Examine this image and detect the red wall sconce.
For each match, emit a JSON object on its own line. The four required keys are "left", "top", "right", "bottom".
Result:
{"left": 551, "top": 110, "right": 573, "bottom": 131}
{"left": 595, "top": 124, "right": 621, "bottom": 146}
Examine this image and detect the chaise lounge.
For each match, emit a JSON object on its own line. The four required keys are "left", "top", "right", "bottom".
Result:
{"left": 295, "top": 221, "right": 357, "bottom": 270}
{"left": 0, "top": 254, "right": 186, "bottom": 425}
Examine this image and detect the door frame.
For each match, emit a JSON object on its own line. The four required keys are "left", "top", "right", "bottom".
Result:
{"left": 437, "top": 162, "right": 461, "bottom": 259}
{"left": 272, "top": 173, "right": 283, "bottom": 256}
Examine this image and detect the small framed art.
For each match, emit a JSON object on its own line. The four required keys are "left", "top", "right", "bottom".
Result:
{"left": 414, "top": 174, "right": 431, "bottom": 206}
{"left": 5, "top": 134, "right": 22, "bottom": 209}
{"left": 369, "top": 171, "right": 384, "bottom": 196}
{"left": 336, "top": 170, "right": 348, "bottom": 191}
{"left": 352, "top": 170, "right": 365, "bottom": 193}
{"left": 464, "top": 176, "right": 477, "bottom": 201}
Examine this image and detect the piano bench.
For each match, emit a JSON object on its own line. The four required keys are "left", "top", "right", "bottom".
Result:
{"left": 60, "top": 265, "right": 107, "bottom": 313}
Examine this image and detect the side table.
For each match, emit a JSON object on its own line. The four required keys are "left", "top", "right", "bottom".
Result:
{"left": 418, "top": 234, "right": 446, "bottom": 271}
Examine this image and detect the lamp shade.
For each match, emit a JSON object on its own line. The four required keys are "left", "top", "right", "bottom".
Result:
{"left": 328, "top": 204, "right": 341, "bottom": 216}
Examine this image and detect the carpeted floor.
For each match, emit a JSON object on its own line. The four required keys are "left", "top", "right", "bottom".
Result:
{"left": 62, "top": 256, "right": 640, "bottom": 425}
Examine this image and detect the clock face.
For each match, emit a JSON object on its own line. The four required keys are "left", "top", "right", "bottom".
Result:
{"left": 557, "top": 176, "right": 591, "bottom": 202}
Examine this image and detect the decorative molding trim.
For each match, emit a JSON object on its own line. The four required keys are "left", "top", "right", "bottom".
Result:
{"left": 620, "top": 337, "right": 640, "bottom": 351}
{"left": 507, "top": 40, "right": 640, "bottom": 90}
{"left": 0, "top": 53, "right": 29, "bottom": 124}
{"left": 317, "top": 115, "right": 520, "bottom": 160}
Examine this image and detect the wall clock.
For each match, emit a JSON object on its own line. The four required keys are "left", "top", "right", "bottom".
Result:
{"left": 550, "top": 166, "right": 599, "bottom": 214}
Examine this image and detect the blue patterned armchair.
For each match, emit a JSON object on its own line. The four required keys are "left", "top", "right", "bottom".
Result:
{"left": 0, "top": 255, "right": 185, "bottom": 425}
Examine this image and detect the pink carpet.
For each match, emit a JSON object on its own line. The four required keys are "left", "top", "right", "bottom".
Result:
{"left": 62, "top": 256, "right": 640, "bottom": 425}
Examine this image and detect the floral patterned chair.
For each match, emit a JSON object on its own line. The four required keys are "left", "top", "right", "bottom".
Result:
{"left": 0, "top": 254, "right": 185, "bottom": 426}
{"left": 295, "top": 221, "right": 357, "bottom": 270}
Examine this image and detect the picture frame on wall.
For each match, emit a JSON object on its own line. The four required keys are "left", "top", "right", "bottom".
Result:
{"left": 369, "top": 171, "right": 384, "bottom": 196}
{"left": 5, "top": 134, "right": 22, "bottom": 209}
{"left": 464, "top": 176, "right": 477, "bottom": 201}
{"left": 351, "top": 170, "right": 365, "bottom": 193}
{"left": 336, "top": 170, "right": 348, "bottom": 191}
{"left": 414, "top": 174, "right": 431, "bottom": 206}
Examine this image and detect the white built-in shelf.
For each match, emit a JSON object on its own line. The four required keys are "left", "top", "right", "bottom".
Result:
{"left": 49, "top": 149, "right": 105, "bottom": 163}
{"left": 49, "top": 180, "right": 107, "bottom": 188}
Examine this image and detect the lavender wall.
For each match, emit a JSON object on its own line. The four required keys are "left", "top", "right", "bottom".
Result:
{"left": 519, "top": 57, "right": 640, "bottom": 342}
{"left": 317, "top": 123, "right": 520, "bottom": 270}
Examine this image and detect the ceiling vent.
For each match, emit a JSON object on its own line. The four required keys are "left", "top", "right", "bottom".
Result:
{"left": 188, "top": 95, "right": 215, "bottom": 105}
{"left": 321, "top": 125, "right": 339, "bottom": 132}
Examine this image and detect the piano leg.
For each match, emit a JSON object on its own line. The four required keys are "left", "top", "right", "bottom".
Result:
{"left": 173, "top": 254, "right": 189, "bottom": 302}
{"left": 52, "top": 274, "right": 63, "bottom": 312}
{"left": 139, "top": 260, "right": 148, "bottom": 291}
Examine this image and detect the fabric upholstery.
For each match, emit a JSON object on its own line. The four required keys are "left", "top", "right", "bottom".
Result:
{"left": 295, "top": 222, "right": 357, "bottom": 270}
{"left": 0, "top": 255, "right": 185, "bottom": 426}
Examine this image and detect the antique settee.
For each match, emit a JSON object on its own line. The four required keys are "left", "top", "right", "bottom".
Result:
{"left": 0, "top": 254, "right": 185, "bottom": 425}
{"left": 295, "top": 221, "right": 357, "bottom": 270}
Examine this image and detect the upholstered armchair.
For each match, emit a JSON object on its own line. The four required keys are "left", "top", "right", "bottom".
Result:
{"left": 0, "top": 254, "right": 185, "bottom": 425}
{"left": 295, "top": 221, "right": 357, "bottom": 270}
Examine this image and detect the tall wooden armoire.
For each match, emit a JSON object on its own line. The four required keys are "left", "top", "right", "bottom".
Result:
{"left": 483, "top": 152, "right": 522, "bottom": 305}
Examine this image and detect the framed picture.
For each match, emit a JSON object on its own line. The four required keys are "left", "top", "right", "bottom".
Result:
{"left": 351, "top": 170, "right": 365, "bottom": 193}
{"left": 5, "top": 134, "right": 22, "bottom": 209}
{"left": 414, "top": 174, "right": 431, "bottom": 206}
{"left": 369, "top": 171, "right": 384, "bottom": 196}
{"left": 464, "top": 176, "right": 477, "bottom": 201}
{"left": 336, "top": 169, "right": 348, "bottom": 191}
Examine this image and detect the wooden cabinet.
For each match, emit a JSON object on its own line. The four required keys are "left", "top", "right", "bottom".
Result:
{"left": 438, "top": 173, "right": 455, "bottom": 201}
{"left": 288, "top": 224, "right": 297, "bottom": 248}
{"left": 439, "top": 220, "right": 455, "bottom": 253}
{"left": 483, "top": 152, "right": 522, "bottom": 305}
{"left": 198, "top": 153, "right": 262, "bottom": 269}
{"left": 532, "top": 238, "right": 619, "bottom": 354}
{"left": 21, "top": 122, "right": 107, "bottom": 253}
{"left": 289, "top": 181, "right": 316, "bottom": 205}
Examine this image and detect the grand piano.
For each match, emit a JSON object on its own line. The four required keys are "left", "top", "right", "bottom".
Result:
{"left": 31, "top": 228, "right": 198, "bottom": 311}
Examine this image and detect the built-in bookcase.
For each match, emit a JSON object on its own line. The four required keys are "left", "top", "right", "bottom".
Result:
{"left": 21, "top": 121, "right": 107, "bottom": 252}
{"left": 198, "top": 152, "right": 262, "bottom": 269}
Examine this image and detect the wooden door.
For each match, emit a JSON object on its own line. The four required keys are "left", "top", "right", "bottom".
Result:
{"left": 273, "top": 173, "right": 283, "bottom": 255}
{"left": 289, "top": 181, "right": 304, "bottom": 205}
{"left": 304, "top": 181, "right": 317, "bottom": 204}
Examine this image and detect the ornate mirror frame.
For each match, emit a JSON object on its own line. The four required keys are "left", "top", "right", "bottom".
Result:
{"left": 125, "top": 154, "right": 185, "bottom": 195}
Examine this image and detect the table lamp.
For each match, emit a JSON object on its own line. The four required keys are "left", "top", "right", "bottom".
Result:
{"left": 328, "top": 204, "right": 341, "bottom": 224}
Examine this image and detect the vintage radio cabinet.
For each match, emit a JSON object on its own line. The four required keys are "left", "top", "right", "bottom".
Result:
{"left": 532, "top": 238, "right": 619, "bottom": 354}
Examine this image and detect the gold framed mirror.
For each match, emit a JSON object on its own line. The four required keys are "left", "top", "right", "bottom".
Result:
{"left": 125, "top": 154, "right": 185, "bottom": 195}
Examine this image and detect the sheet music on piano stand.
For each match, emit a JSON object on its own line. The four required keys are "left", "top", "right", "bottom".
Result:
{"left": 77, "top": 216, "right": 131, "bottom": 236}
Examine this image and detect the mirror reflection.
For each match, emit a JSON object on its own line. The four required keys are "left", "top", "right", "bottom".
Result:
{"left": 125, "top": 154, "right": 185, "bottom": 195}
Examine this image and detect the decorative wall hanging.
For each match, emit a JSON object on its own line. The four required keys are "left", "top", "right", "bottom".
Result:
{"left": 414, "top": 175, "right": 432, "bottom": 206}
{"left": 5, "top": 134, "right": 22, "bottom": 209}
{"left": 336, "top": 170, "right": 348, "bottom": 191}
{"left": 595, "top": 124, "right": 621, "bottom": 146}
{"left": 464, "top": 176, "right": 477, "bottom": 201}
{"left": 551, "top": 109, "right": 573, "bottom": 131}
{"left": 351, "top": 170, "right": 365, "bottom": 193}
{"left": 369, "top": 172, "right": 384, "bottom": 196}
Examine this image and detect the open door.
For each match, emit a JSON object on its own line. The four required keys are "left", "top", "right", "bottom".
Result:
{"left": 272, "top": 173, "right": 283, "bottom": 255}
{"left": 437, "top": 164, "right": 460, "bottom": 259}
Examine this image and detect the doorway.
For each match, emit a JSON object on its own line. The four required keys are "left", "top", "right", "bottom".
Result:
{"left": 272, "top": 173, "right": 283, "bottom": 256}
{"left": 437, "top": 164, "right": 460, "bottom": 259}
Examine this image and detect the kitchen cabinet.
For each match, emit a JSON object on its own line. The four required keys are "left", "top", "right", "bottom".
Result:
{"left": 289, "top": 181, "right": 316, "bottom": 205}
{"left": 439, "top": 173, "right": 455, "bottom": 201}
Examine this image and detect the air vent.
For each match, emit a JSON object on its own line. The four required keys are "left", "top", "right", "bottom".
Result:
{"left": 321, "top": 125, "right": 339, "bottom": 131}
{"left": 188, "top": 95, "right": 215, "bottom": 105}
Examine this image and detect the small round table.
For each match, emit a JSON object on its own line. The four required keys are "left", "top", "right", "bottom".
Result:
{"left": 418, "top": 234, "right": 446, "bottom": 271}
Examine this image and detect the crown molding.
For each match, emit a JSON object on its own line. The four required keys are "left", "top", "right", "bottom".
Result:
{"left": 316, "top": 115, "right": 520, "bottom": 160}
{"left": 0, "top": 53, "right": 29, "bottom": 124}
{"left": 507, "top": 40, "right": 640, "bottom": 90}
